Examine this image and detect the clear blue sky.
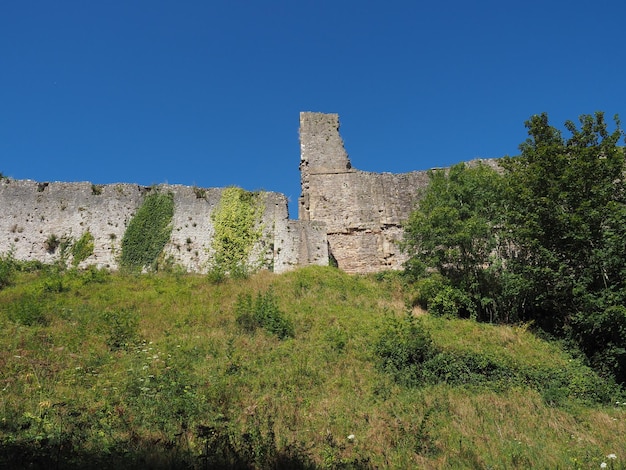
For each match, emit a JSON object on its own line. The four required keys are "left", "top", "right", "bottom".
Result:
{"left": 2, "top": 0, "right": 625, "bottom": 218}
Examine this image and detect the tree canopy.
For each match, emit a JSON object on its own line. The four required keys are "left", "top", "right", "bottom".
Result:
{"left": 403, "top": 112, "right": 626, "bottom": 383}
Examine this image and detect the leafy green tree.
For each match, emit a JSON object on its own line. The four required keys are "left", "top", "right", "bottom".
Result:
{"left": 502, "top": 112, "right": 626, "bottom": 381}
{"left": 403, "top": 162, "right": 506, "bottom": 320}
{"left": 403, "top": 112, "right": 626, "bottom": 383}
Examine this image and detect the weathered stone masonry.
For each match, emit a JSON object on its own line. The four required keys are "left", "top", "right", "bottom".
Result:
{"left": 0, "top": 182, "right": 328, "bottom": 273}
{"left": 299, "top": 112, "right": 430, "bottom": 273}
{"left": 1, "top": 111, "right": 444, "bottom": 274}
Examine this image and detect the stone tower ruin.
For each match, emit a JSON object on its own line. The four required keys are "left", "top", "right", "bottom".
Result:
{"left": 298, "top": 112, "right": 430, "bottom": 273}
{"left": 1, "top": 111, "right": 459, "bottom": 275}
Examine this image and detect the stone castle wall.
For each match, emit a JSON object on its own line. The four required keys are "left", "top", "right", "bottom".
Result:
{"left": 1, "top": 111, "right": 476, "bottom": 275}
{"left": 299, "top": 112, "right": 430, "bottom": 273}
{"left": 0, "top": 180, "right": 328, "bottom": 273}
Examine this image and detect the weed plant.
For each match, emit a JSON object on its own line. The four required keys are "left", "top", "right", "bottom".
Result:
{"left": 70, "top": 231, "right": 94, "bottom": 267}
{"left": 0, "top": 251, "right": 16, "bottom": 289}
{"left": 235, "top": 288, "right": 294, "bottom": 339}
{"left": 0, "top": 265, "right": 624, "bottom": 469}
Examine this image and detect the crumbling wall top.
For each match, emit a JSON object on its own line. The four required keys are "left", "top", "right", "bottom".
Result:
{"left": 299, "top": 112, "right": 352, "bottom": 175}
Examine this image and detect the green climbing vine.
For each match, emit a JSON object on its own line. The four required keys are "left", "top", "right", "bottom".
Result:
{"left": 71, "top": 231, "right": 94, "bottom": 267}
{"left": 209, "top": 187, "right": 264, "bottom": 279}
{"left": 120, "top": 189, "right": 174, "bottom": 271}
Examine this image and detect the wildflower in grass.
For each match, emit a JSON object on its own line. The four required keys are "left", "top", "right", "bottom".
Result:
{"left": 347, "top": 434, "right": 355, "bottom": 441}
{"left": 601, "top": 463, "right": 607, "bottom": 469}
{"left": 607, "top": 454, "right": 617, "bottom": 460}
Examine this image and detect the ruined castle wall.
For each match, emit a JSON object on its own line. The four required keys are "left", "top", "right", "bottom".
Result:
{"left": 0, "top": 180, "right": 143, "bottom": 268}
{"left": 0, "top": 179, "right": 326, "bottom": 273}
{"left": 161, "top": 186, "right": 221, "bottom": 272}
{"left": 1, "top": 111, "right": 479, "bottom": 276}
{"left": 299, "top": 112, "right": 431, "bottom": 273}
{"left": 273, "top": 220, "right": 328, "bottom": 272}
{"left": 306, "top": 170, "right": 430, "bottom": 273}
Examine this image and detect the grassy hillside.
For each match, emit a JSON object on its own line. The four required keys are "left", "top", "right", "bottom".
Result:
{"left": 0, "top": 265, "right": 624, "bottom": 469}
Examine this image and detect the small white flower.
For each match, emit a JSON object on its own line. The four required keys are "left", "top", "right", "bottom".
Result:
{"left": 347, "top": 434, "right": 355, "bottom": 441}
{"left": 608, "top": 454, "right": 617, "bottom": 460}
{"left": 601, "top": 463, "right": 607, "bottom": 469}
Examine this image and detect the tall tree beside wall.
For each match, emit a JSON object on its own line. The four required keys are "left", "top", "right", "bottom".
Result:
{"left": 403, "top": 112, "right": 626, "bottom": 383}
{"left": 403, "top": 162, "right": 507, "bottom": 321}
{"left": 502, "top": 112, "right": 626, "bottom": 382}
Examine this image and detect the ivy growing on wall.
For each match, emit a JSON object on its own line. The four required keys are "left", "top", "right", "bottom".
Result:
{"left": 71, "top": 231, "right": 95, "bottom": 267}
{"left": 120, "top": 189, "right": 174, "bottom": 271}
{"left": 209, "top": 187, "right": 263, "bottom": 279}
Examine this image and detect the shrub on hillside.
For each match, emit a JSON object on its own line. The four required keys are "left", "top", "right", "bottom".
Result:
{"left": 429, "top": 286, "right": 476, "bottom": 319}
{"left": 5, "top": 294, "right": 48, "bottom": 326}
{"left": 0, "top": 252, "right": 16, "bottom": 290}
{"left": 406, "top": 273, "right": 449, "bottom": 310}
{"left": 420, "top": 351, "right": 515, "bottom": 387}
{"left": 236, "top": 289, "right": 294, "bottom": 339}
{"left": 103, "top": 308, "right": 140, "bottom": 351}
{"left": 374, "top": 313, "right": 437, "bottom": 386}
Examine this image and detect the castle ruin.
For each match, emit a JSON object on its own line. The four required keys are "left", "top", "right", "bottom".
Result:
{"left": 299, "top": 112, "right": 430, "bottom": 273}
{"left": 0, "top": 112, "right": 438, "bottom": 274}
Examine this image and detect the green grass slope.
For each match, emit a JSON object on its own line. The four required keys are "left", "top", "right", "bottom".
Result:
{"left": 0, "top": 265, "right": 624, "bottom": 469}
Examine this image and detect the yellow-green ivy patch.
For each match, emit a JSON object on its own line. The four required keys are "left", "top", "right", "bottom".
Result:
{"left": 209, "top": 187, "right": 263, "bottom": 278}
